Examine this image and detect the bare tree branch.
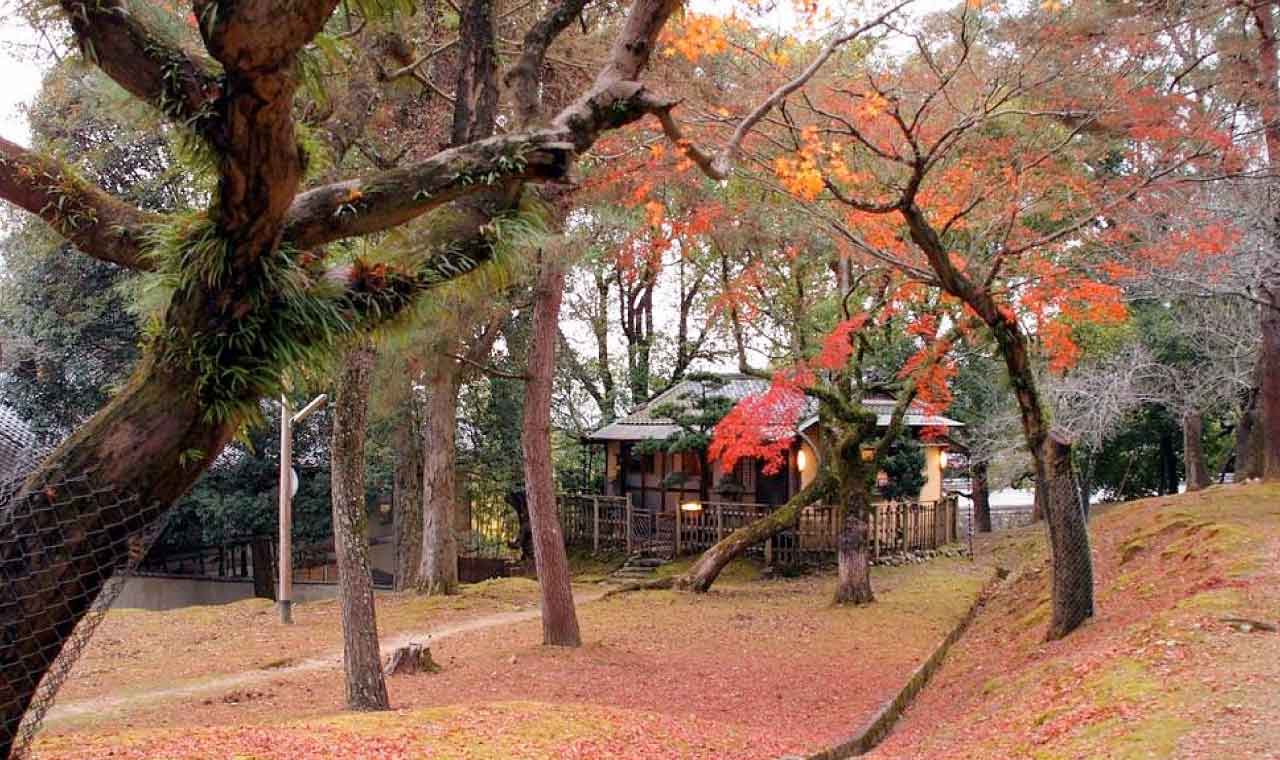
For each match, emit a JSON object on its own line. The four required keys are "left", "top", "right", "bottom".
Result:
{"left": 649, "top": 1, "right": 913, "bottom": 179}
{"left": 505, "top": 0, "right": 595, "bottom": 124}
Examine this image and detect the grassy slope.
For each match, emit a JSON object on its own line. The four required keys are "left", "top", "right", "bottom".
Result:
{"left": 872, "top": 482, "right": 1280, "bottom": 760}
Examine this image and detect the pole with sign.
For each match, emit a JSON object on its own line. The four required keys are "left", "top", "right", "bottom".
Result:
{"left": 278, "top": 393, "right": 327, "bottom": 624}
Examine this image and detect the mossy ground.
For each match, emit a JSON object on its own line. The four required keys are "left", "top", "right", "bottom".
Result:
{"left": 35, "top": 550, "right": 993, "bottom": 759}
{"left": 872, "top": 482, "right": 1280, "bottom": 759}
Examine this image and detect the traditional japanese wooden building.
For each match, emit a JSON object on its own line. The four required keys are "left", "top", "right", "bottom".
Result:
{"left": 583, "top": 374, "right": 962, "bottom": 515}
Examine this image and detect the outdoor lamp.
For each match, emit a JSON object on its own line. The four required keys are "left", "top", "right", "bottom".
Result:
{"left": 797, "top": 448, "right": 809, "bottom": 472}
{"left": 680, "top": 501, "right": 703, "bottom": 512}
{"left": 860, "top": 447, "right": 875, "bottom": 462}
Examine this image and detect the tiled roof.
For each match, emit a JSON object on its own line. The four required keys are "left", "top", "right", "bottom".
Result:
{"left": 586, "top": 373, "right": 962, "bottom": 441}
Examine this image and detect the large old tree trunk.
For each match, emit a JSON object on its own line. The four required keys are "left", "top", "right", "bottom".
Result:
{"left": 521, "top": 255, "right": 581, "bottom": 647}
{"left": 392, "top": 401, "right": 424, "bottom": 591}
{"left": 329, "top": 345, "right": 391, "bottom": 711}
{"left": 830, "top": 418, "right": 878, "bottom": 605}
{"left": 833, "top": 498, "right": 874, "bottom": 605}
{"left": 1236, "top": 384, "right": 1263, "bottom": 480}
{"left": 1, "top": 359, "right": 238, "bottom": 756}
{"left": 418, "top": 371, "right": 462, "bottom": 596}
{"left": 1183, "top": 410, "right": 1210, "bottom": 492}
{"left": 972, "top": 461, "right": 992, "bottom": 533}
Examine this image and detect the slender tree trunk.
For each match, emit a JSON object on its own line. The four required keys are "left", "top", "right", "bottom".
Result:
{"left": 988, "top": 317, "right": 1093, "bottom": 641}
{"left": 329, "top": 344, "right": 390, "bottom": 712}
{"left": 251, "top": 536, "right": 277, "bottom": 599}
{"left": 972, "top": 461, "right": 992, "bottom": 533}
{"left": 1159, "top": 429, "right": 1178, "bottom": 495}
{"left": 505, "top": 489, "right": 534, "bottom": 563}
{"left": 1183, "top": 410, "right": 1210, "bottom": 492}
{"left": 392, "top": 400, "right": 423, "bottom": 591}
{"left": 418, "top": 371, "right": 461, "bottom": 596}
{"left": 522, "top": 255, "right": 581, "bottom": 647}
{"left": 676, "top": 480, "right": 822, "bottom": 592}
{"left": 1041, "top": 433, "right": 1093, "bottom": 640}
{"left": 1, "top": 357, "right": 238, "bottom": 756}
{"left": 833, "top": 494, "right": 874, "bottom": 605}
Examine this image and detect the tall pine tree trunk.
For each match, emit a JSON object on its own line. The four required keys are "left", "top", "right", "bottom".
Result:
{"left": 392, "top": 400, "right": 423, "bottom": 591}
{"left": 521, "top": 255, "right": 581, "bottom": 647}
{"left": 972, "top": 461, "right": 992, "bottom": 533}
{"left": 418, "top": 371, "right": 461, "bottom": 595}
{"left": 1255, "top": 9, "right": 1280, "bottom": 481}
{"left": 330, "top": 344, "right": 390, "bottom": 711}
{"left": 1261, "top": 293, "right": 1280, "bottom": 479}
{"left": 1183, "top": 410, "right": 1210, "bottom": 492}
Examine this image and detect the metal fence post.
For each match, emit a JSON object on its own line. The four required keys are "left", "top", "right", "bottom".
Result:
{"left": 716, "top": 503, "right": 724, "bottom": 542}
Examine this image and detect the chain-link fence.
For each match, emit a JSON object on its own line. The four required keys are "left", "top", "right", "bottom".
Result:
{"left": 0, "top": 410, "right": 163, "bottom": 760}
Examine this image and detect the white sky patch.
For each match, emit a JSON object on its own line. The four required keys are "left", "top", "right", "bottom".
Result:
{"left": 0, "top": 10, "right": 47, "bottom": 144}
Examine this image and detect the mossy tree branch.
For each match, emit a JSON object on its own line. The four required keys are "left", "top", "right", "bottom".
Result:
{"left": 0, "top": 136, "right": 159, "bottom": 271}
{"left": 59, "top": 0, "right": 224, "bottom": 146}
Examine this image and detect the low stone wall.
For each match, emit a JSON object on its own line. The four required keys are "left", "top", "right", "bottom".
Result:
{"left": 112, "top": 576, "right": 339, "bottom": 611}
{"left": 795, "top": 566, "right": 1007, "bottom": 759}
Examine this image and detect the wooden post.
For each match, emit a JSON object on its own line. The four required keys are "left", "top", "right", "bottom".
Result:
{"left": 278, "top": 395, "right": 294, "bottom": 624}
{"left": 873, "top": 504, "right": 880, "bottom": 560}
{"left": 625, "top": 495, "right": 633, "bottom": 556}
{"left": 592, "top": 496, "right": 600, "bottom": 554}
{"left": 675, "top": 501, "right": 683, "bottom": 556}
{"left": 764, "top": 534, "right": 773, "bottom": 566}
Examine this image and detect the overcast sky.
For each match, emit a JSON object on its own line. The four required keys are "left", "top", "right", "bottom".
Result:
{"left": 0, "top": 8, "right": 47, "bottom": 144}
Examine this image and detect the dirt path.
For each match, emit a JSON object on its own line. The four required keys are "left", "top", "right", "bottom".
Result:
{"left": 44, "top": 589, "right": 608, "bottom": 727}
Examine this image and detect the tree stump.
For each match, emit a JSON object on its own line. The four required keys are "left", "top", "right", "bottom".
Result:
{"left": 383, "top": 643, "right": 441, "bottom": 676}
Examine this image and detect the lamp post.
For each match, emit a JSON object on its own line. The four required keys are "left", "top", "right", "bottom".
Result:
{"left": 278, "top": 393, "right": 327, "bottom": 624}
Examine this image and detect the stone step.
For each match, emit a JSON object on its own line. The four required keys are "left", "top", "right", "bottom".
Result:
{"left": 628, "top": 558, "right": 666, "bottom": 568}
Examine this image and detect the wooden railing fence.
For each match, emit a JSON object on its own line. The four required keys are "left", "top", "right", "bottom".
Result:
{"left": 557, "top": 494, "right": 960, "bottom": 566}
